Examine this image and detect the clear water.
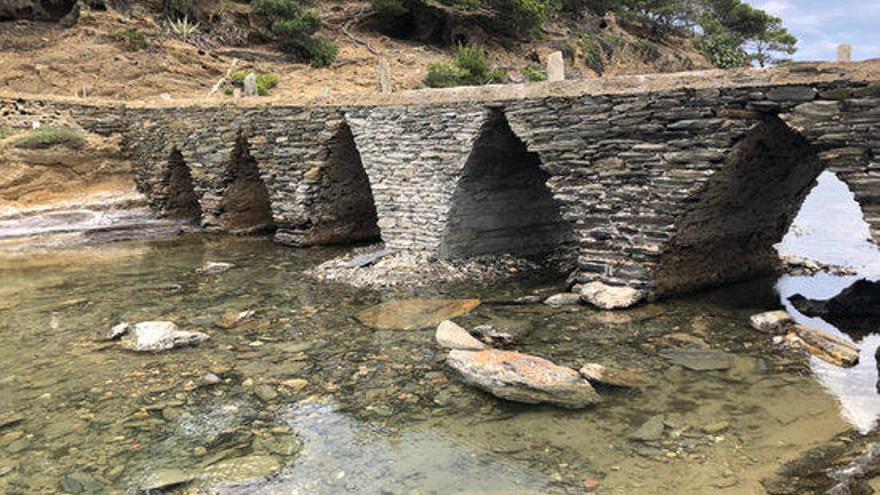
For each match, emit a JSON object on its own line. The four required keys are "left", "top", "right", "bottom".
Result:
{"left": 0, "top": 171, "right": 878, "bottom": 494}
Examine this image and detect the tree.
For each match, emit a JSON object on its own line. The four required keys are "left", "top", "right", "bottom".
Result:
{"left": 251, "top": 0, "right": 338, "bottom": 67}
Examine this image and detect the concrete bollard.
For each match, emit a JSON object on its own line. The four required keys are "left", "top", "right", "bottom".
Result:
{"left": 547, "top": 51, "right": 565, "bottom": 82}
{"left": 838, "top": 44, "right": 852, "bottom": 63}
{"left": 377, "top": 58, "right": 392, "bottom": 94}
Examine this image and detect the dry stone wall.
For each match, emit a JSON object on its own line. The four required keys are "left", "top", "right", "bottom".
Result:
{"left": 2, "top": 61, "right": 877, "bottom": 301}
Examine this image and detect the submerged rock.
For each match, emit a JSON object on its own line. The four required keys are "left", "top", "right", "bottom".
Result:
{"left": 578, "top": 363, "right": 645, "bottom": 388}
{"left": 579, "top": 282, "right": 642, "bottom": 310}
{"left": 103, "top": 322, "right": 130, "bottom": 340}
{"left": 139, "top": 469, "right": 196, "bottom": 493}
{"left": 750, "top": 310, "right": 794, "bottom": 334}
{"left": 121, "top": 321, "right": 210, "bottom": 352}
{"left": 659, "top": 348, "right": 735, "bottom": 371}
{"left": 471, "top": 318, "right": 532, "bottom": 344}
{"left": 446, "top": 349, "right": 600, "bottom": 408}
{"left": 629, "top": 414, "right": 665, "bottom": 442}
{"left": 544, "top": 293, "right": 581, "bottom": 306}
{"left": 356, "top": 298, "right": 481, "bottom": 330}
{"left": 200, "top": 261, "right": 234, "bottom": 274}
{"left": 435, "top": 320, "right": 487, "bottom": 351}
{"left": 0, "top": 411, "right": 24, "bottom": 430}
{"left": 201, "top": 454, "right": 281, "bottom": 483}
{"left": 788, "top": 324, "right": 859, "bottom": 367}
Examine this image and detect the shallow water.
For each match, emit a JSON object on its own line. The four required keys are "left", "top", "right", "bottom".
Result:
{"left": 0, "top": 172, "right": 879, "bottom": 494}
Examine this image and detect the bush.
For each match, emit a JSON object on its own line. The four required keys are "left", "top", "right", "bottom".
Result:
{"left": 108, "top": 29, "right": 151, "bottom": 51}
{"left": 0, "top": 129, "right": 7, "bottom": 140}
{"left": 522, "top": 65, "right": 546, "bottom": 81}
{"left": 251, "top": 0, "right": 338, "bottom": 67}
{"left": 694, "top": 32, "right": 748, "bottom": 68}
{"left": 489, "top": 0, "right": 559, "bottom": 34}
{"left": 12, "top": 126, "right": 86, "bottom": 149}
{"left": 426, "top": 46, "right": 507, "bottom": 88}
{"left": 226, "top": 71, "right": 280, "bottom": 96}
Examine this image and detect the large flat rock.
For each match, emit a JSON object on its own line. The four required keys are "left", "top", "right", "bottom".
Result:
{"left": 446, "top": 349, "right": 600, "bottom": 408}
{"left": 356, "top": 298, "right": 480, "bottom": 330}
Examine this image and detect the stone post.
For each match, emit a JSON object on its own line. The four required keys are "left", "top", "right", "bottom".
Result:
{"left": 243, "top": 72, "right": 258, "bottom": 97}
{"left": 377, "top": 59, "right": 392, "bottom": 94}
{"left": 547, "top": 51, "right": 565, "bottom": 82}
{"left": 838, "top": 44, "right": 852, "bottom": 63}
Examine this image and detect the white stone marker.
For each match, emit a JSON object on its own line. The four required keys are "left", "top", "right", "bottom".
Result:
{"left": 243, "top": 72, "right": 258, "bottom": 97}
{"left": 547, "top": 51, "right": 565, "bottom": 82}
{"left": 377, "top": 58, "right": 393, "bottom": 94}
{"left": 838, "top": 44, "right": 852, "bottom": 63}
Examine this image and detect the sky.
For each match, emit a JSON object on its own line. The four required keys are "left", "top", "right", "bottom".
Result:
{"left": 749, "top": 0, "right": 880, "bottom": 62}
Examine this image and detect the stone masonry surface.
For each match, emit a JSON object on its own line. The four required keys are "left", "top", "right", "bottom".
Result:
{"left": 1, "top": 61, "right": 878, "bottom": 300}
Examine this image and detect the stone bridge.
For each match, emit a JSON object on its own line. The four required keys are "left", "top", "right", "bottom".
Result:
{"left": 2, "top": 60, "right": 879, "bottom": 302}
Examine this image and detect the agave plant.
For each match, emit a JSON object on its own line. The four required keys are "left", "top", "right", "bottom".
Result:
{"left": 168, "top": 15, "right": 200, "bottom": 41}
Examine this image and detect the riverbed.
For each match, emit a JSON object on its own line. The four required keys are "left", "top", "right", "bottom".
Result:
{"left": 1, "top": 171, "right": 879, "bottom": 494}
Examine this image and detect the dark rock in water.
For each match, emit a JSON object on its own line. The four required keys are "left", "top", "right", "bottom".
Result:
{"left": 629, "top": 414, "right": 665, "bottom": 442}
{"left": 471, "top": 318, "right": 532, "bottom": 344}
{"left": 446, "top": 349, "right": 600, "bottom": 408}
{"left": 790, "top": 279, "right": 880, "bottom": 337}
{"left": 659, "top": 349, "right": 735, "bottom": 371}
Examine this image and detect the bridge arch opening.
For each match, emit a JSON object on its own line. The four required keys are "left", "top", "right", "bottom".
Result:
{"left": 302, "top": 122, "right": 380, "bottom": 245}
{"left": 218, "top": 134, "right": 275, "bottom": 235}
{"left": 439, "top": 111, "right": 575, "bottom": 259}
{"left": 162, "top": 148, "right": 202, "bottom": 225}
{"left": 778, "top": 171, "right": 880, "bottom": 270}
{"left": 654, "top": 115, "right": 828, "bottom": 295}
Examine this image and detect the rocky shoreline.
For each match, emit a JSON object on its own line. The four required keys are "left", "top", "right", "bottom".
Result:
{"left": 306, "top": 244, "right": 576, "bottom": 290}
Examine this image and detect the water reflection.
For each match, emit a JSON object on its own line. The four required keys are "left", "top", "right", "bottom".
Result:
{"left": 776, "top": 171, "right": 880, "bottom": 433}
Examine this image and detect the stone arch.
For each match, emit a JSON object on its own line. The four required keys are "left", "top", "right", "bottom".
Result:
{"left": 217, "top": 133, "right": 275, "bottom": 235}
{"left": 161, "top": 148, "right": 202, "bottom": 224}
{"left": 301, "top": 122, "right": 380, "bottom": 245}
{"left": 653, "top": 115, "right": 827, "bottom": 295}
{"left": 439, "top": 110, "right": 575, "bottom": 259}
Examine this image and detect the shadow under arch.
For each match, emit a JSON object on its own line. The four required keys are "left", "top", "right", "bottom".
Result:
{"left": 301, "top": 121, "right": 380, "bottom": 245}
{"left": 439, "top": 109, "right": 575, "bottom": 259}
{"left": 653, "top": 115, "right": 829, "bottom": 295}
{"left": 218, "top": 133, "right": 275, "bottom": 235}
{"left": 162, "top": 148, "right": 202, "bottom": 225}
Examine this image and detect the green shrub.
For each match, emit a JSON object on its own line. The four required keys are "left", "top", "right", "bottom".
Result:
{"left": 372, "top": 0, "right": 409, "bottom": 18}
{"left": 226, "top": 71, "right": 280, "bottom": 96}
{"left": 522, "top": 65, "right": 546, "bottom": 81}
{"left": 489, "top": 0, "right": 559, "bottom": 34}
{"left": 694, "top": 32, "right": 748, "bottom": 68}
{"left": 12, "top": 126, "right": 86, "bottom": 149}
{"left": 251, "top": 0, "right": 338, "bottom": 67}
{"left": 0, "top": 129, "right": 7, "bottom": 140}
{"left": 108, "top": 29, "right": 151, "bottom": 51}
{"left": 426, "top": 46, "right": 507, "bottom": 88}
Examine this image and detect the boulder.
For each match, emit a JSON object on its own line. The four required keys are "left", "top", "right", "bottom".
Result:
{"left": 435, "top": 320, "right": 487, "bottom": 351}
{"left": 446, "top": 349, "right": 600, "bottom": 408}
{"left": 139, "top": 469, "right": 195, "bottom": 493}
{"left": 750, "top": 310, "right": 794, "bottom": 334}
{"left": 578, "top": 363, "right": 645, "bottom": 388}
{"left": 122, "top": 322, "right": 210, "bottom": 352}
{"left": 579, "top": 282, "right": 642, "bottom": 310}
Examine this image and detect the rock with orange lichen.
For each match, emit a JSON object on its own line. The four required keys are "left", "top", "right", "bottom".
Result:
{"left": 446, "top": 349, "right": 600, "bottom": 408}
